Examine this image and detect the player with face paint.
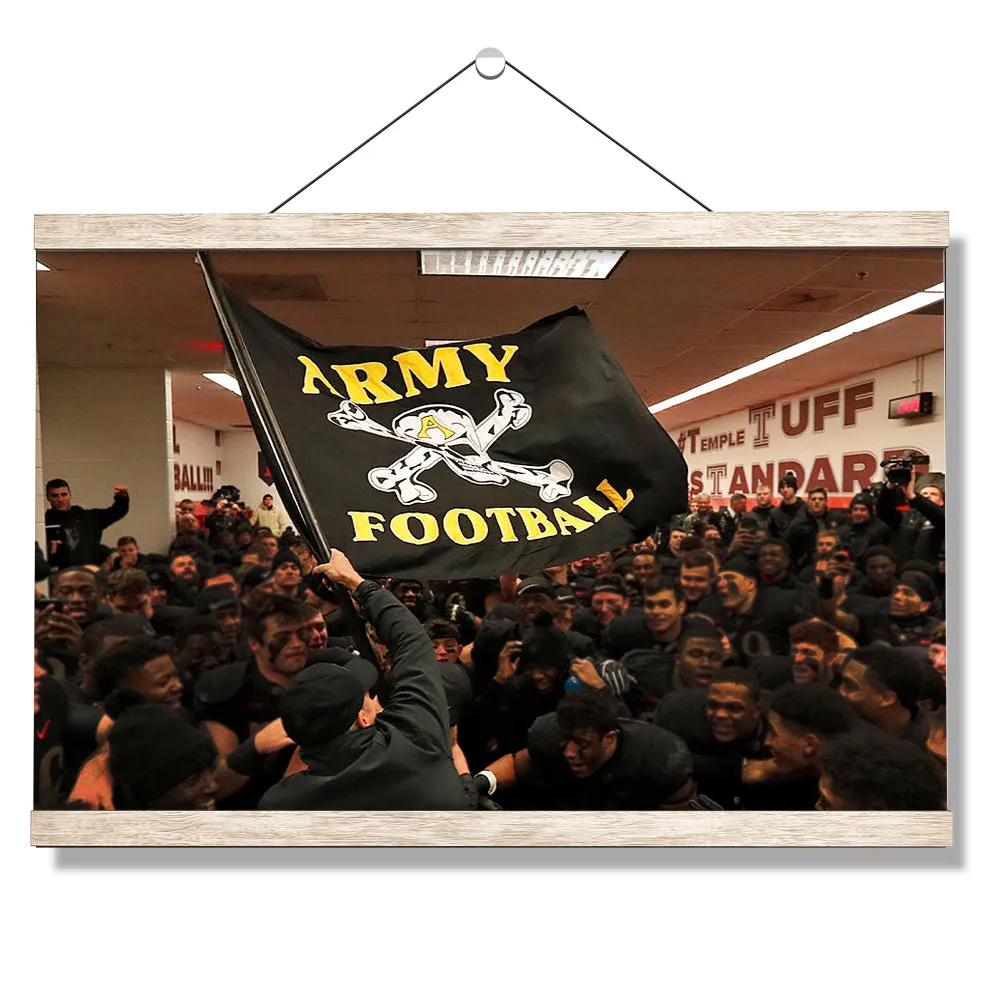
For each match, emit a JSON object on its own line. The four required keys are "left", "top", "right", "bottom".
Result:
{"left": 193, "top": 594, "right": 319, "bottom": 808}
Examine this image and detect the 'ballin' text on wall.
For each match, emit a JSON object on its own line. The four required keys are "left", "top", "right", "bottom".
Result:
{"left": 174, "top": 463, "right": 214, "bottom": 494}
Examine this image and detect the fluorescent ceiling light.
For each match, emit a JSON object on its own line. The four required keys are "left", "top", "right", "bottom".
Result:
{"left": 649, "top": 283, "right": 945, "bottom": 415}
{"left": 420, "top": 249, "right": 625, "bottom": 279}
{"left": 36, "top": 260, "right": 50, "bottom": 271}
{"left": 203, "top": 372, "right": 242, "bottom": 395}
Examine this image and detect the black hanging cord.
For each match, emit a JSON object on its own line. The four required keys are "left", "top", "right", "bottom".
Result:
{"left": 269, "top": 59, "right": 476, "bottom": 213}
{"left": 269, "top": 55, "right": 712, "bottom": 213}
{"left": 504, "top": 61, "right": 712, "bottom": 212}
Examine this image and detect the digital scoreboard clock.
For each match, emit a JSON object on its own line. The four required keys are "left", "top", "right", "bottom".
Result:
{"left": 887, "top": 392, "right": 934, "bottom": 419}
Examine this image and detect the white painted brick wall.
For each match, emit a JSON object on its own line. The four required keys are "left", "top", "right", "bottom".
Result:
{"left": 38, "top": 367, "right": 175, "bottom": 556}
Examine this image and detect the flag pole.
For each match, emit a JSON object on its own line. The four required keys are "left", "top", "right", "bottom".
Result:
{"left": 196, "top": 251, "right": 327, "bottom": 557}
{"left": 195, "top": 251, "right": 378, "bottom": 663}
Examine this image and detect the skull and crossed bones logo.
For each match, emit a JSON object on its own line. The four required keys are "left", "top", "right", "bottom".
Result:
{"left": 327, "top": 388, "right": 575, "bottom": 505}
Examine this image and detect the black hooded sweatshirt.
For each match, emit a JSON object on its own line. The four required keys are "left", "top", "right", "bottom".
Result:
{"left": 45, "top": 494, "right": 129, "bottom": 569}
{"left": 768, "top": 497, "right": 807, "bottom": 539}
{"left": 260, "top": 583, "right": 467, "bottom": 811}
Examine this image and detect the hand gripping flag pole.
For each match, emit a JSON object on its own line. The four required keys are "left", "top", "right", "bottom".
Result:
{"left": 195, "top": 251, "right": 380, "bottom": 666}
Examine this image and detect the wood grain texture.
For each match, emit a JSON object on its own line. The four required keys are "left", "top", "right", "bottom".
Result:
{"left": 30, "top": 810, "right": 952, "bottom": 848}
{"left": 33, "top": 212, "right": 949, "bottom": 251}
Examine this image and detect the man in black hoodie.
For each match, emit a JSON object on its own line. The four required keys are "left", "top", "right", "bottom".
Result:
{"left": 837, "top": 492, "right": 894, "bottom": 561}
{"left": 768, "top": 474, "right": 807, "bottom": 539}
{"left": 45, "top": 478, "right": 130, "bottom": 570}
{"left": 260, "top": 549, "right": 467, "bottom": 811}
{"left": 787, "top": 487, "right": 848, "bottom": 570}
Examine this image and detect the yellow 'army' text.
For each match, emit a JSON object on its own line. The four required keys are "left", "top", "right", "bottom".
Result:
{"left": 298, "top": 343, "right": 519, "bottom": 405}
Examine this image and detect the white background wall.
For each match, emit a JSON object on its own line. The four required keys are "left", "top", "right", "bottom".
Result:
{"left": 38, "top": 366, "right": 175, "bottom": 555}
{"left": 7, "top": 3, "right": 993, "bottom": 998}
{"left": 219, "top": 428, "right": 282, "bottom": 511}
{"left": 670, "top": 352, "right": 945, "bottom": 502}
{"left": 171, "top": 418, "right": 219, "bottom": 503}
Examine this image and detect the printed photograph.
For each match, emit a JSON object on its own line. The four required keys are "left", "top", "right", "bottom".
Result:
{"left": 33, "top": 245, "right": 946, "bottom": 816}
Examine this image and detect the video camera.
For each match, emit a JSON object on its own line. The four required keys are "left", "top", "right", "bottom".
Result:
{"left": 879, "top": 450, "right": 930, "bottom": 486}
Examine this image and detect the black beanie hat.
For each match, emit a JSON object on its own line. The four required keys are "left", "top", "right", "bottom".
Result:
{"left": 108, "top": 706, "right": 218, "bottom": 808}
{"left": 779, "top": 473, "right": 798, "bottom": 489}
{"left": 721, "top": 555, "right": 760, "bottom": 580}
{"left": 242, "top": 565, "right": 270, "bottom": 589}
{"left": 519, "top": 611, "right": 572, "bottom": 672}
{"left": 900, "top": 571, "right": 938, "bottom": 604}
{"left": 900, "top": 559, "right": 937, "bottom": 578}
{"left": 850, "top": 493, "right": 874, "bottom": 512}
{"left": 862, "top": 545, "right": 896, "bottom": 566}
{"left": 270, "top": 549, "right": 302, "bottom": 575}
{"left": 195, "top": 584, "right": 240, "bottom": 615}
{"left": 143, "top": 564, "right": 172, "bottom": 588}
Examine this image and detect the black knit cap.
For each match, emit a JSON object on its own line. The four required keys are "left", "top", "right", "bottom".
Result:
{"left": 721, "top": 555, "right": 760, "bottom": 580}
{"left": 108, "top": 706, "right": 218, "bottom": 808}
{"left": 195, "top": 584, "right": 240, "bottom": 615}
{"left": 850, "top": 492, "right": 874, "bottom": 512}
{"left": 862, "top": 545, "right": 896, "bottom": 565}
{"left": 143, "top": 563, "right": 172, "bottom": 588}
{"left": 900, "top": 571, "right": 938, "bottom": 604}
{"left": 900, "top": 559, "right": 937, "bottom": 578}
{"left": 270, "top": 549, "right": 302, "bottom": 575}
{"left": 242, "top": 565, "right": 270, "bottom": 588}
{"left": 519, "top": 611, "right": 572, "bottom": 672}
{"left": 279, "top": 658, "right": 380, "bottom": 747}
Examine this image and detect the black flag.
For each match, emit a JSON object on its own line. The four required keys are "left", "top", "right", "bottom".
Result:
{"left": 201, "top": 272, "right": 688, "bottom": 579}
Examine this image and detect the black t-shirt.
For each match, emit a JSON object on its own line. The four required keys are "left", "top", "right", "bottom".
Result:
{"left": 699, "top": 588, "right": 806, "bottom": 666}
{"left": 852, "top": 607, "right": 939, "bottom": 647}
{"left": 192, "top": 659, "right": 295, "bottom": 808}
{"left": 34, "top": 673, "right": 70, "bottom": 808}
{"left": 193, "top": 660, "right": 281, "bottom": 742}
{"left": 600, "top": 614, "right": 660, "bottom": 659}
{"left": 524, "top": 714, "right": 693, "bottom": 810}
{"left": 848, "top": 578, "right": 897, "bottom": 610}
{"left": 690, "top": 594, "right": 726, "bottom": 621}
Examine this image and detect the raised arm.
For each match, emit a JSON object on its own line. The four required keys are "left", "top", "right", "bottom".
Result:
{"left": 97, "top": 484, "right": 130, "bottom": 530}
{"left": 908, "top": 492, "right": 945, "bottom": 529}
{"left": 816, "top": 565, "right": 860, "bottom": 637}
{"left": 876, "top": 481, "right": 904, "bottom": 532}
{"left": 315, "top": 549, "right": 451, "bottom": 756}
